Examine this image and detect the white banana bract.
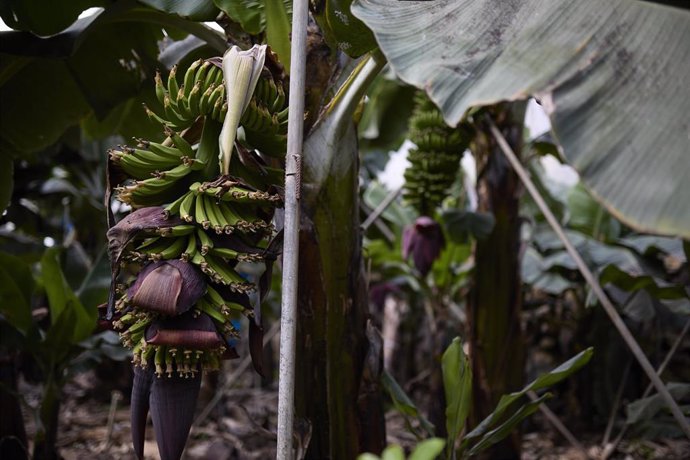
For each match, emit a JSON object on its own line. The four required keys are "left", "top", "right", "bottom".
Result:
{"left": 219, "top": 44, "right": 267, "bottom": 175}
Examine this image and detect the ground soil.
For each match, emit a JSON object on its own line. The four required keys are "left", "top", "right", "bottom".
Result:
{"left": 16, "top": 365, "right": 690, "bottom": 460}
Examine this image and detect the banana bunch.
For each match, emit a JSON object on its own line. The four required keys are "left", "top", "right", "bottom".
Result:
{"left": 403, "top": 93, "right": 474, "bottom": 215}
{"left": 153, "top": 61, "right": 227, "bottom": 126}
{"left": 165, "top": 181, "right": 278, "bottom": 234}
{"left": 108, "top": 55, "right": 285, "bottom": 380}
{"left": 114, "top": 284, "right": 243, "bottom": 377}
{"left": 110, "top": 126, "right": 204, "bottom": 206}
{"left": 149, "top": 57, "right": 288, "bottom": 157}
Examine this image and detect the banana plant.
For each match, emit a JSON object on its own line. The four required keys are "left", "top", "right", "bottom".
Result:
{"left": 370, "top": 338, "right": 593, "bottom": 459}
{"left": 104, "top": 47, "right": 288, "bottom": 459}
{"left": 0, "top": 249, "right": 97, "bottom": 460}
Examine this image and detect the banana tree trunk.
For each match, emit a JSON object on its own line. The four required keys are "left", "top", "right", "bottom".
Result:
{"left": 295, "top": 156, "right": 385, "bottom": 458}
{"left": 467, "top": 103, "right": 526, "bottom": 459}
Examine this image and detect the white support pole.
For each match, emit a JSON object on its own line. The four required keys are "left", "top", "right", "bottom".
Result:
{"left": 487, "top": 117, "right": 690, "bottom": 440}
{"left": 276, "top": 0, "right": 310, "bottom": 458}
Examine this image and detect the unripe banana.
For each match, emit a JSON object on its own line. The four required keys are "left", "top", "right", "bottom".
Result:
{"left": 194, "top": 192, "right": 210, "bottom": 229}
{"left": 403, "top": 92, "right": 473, "bottom": 215}
{"left": 196, "top": 228, "right": 214, "bottom": 255}
{"left": 199, "top": 83, "right": 216, "bottom": 115}
{"left": 167, "top": 65, "right": 180, "bottom": 104}
{"left": 179, "top": 192, "right": 196, "bottom": 222}
{"left": 181, "top": 232, "right": 197, "bottom": 261}
{"left": 196, "top": 297, "right": 226, "bottom": 324}
{"left": 110, "top": 53, "right": 286, "bottom": 384}
{"left": 157, "top": 224, "right": 196, "bottom": 237}
{"left": 187, "top": 81, "right": 203, "bottom": 117}
{"left": 206, "top": 199, "right": 226, "bottom": 234}
{"left": 154, "top": 345, "right": 166, "bottom": 377}
{"left": 163, "top": 126, "right": 195, "bottom": 158}
{"left": 155, "top": 71, "right": 167, "bottom": 107}
{"left": 183, "top": 59, "right": 203, "bottom": 98}
{"left": 164, "top": 94, "right": 188, "bottom": 127}
{"left": 203, "top": 65, "right": 219, "bottom": 92}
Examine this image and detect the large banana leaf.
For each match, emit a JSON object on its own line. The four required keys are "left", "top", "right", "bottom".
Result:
{"left": 0, "top": 2, "right": 225, "bottom": 154}
{"left": 352, "top": 0, "right": 690, "bottom": 238}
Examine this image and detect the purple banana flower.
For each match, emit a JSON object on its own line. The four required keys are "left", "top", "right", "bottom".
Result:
{"left": 132, "top": 311, "right": 226, "bottom": 460}
{"left": 127, "top": 260, "right": 206, "bottom": 316}
{"left": 107, "top": 206, "right": 182, "bottom": 263}
{"left": 131, "top": 365, "right": 201, "bottom": 460}
{"left": 402, "top": 216, "right": 446, "bottom": 276}
{"left": 145, "top": 311, "right": 225, "bottom": 349}
{"left": 369, "top": 282, "right": 403, "bottom": 312}
{"left": 106, "top": 207, "right": 182, "bottom": 319}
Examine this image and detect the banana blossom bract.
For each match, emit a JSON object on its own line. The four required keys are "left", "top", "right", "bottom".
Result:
{"left": 402, "top": 216, "right": 446, "bottom": 277}
{"left": 219, "top": 44, "right": 267, "bottom": 175}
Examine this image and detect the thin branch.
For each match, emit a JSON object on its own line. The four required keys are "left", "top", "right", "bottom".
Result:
{"left": 277, "top": 0, "right": 310, "bottom": 458}
{"left": 486, "top": 117, "right": 690, "bottom": 440}
{"left": 361, "top": 187, "right": 402, "bottom": 231}
{"left": 194, "top": 322, "right": 281, "bottom": 427}
{"left": 601, "top": 317, "right": 690, "bottom": 459}
{"left": 602, "top": 355, "right": 633, "bottom": 446}
{"left": 98, "top": 390, "right": 122, "bottom": 452}
{"left": 527, "top": 390, "right": 590, "bottom": 459}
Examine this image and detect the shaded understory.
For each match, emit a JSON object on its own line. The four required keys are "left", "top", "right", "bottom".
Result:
{"left": 16, "top": 361, "right": 690, "bottom": 460}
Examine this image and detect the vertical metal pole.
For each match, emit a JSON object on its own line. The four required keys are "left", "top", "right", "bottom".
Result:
{"left": 277, "top": 0, "right": 309, "bottom": 458}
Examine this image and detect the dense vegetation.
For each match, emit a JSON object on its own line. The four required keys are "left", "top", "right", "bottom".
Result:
{"left": 1, "top": 1, "right": 689, "bottom": 459}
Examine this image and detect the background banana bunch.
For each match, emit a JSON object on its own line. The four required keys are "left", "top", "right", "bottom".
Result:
{"left": 403, "top": 93, "right": 473, "bottom": 215}
{"left": 106, "top": 52, "right": 288, "bottom": 382}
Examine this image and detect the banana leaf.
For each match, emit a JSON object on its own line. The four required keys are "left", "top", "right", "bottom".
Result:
{"left": 353, "top": 0, "right": 690, "bottom": 238}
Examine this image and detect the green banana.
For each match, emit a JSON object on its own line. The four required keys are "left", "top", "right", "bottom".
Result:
{"left": 157, "top": 224, "right": 196, "bottom": 237}
{"left": 167, "top": 65, "right": 180, "bottom": 104}
{"left": 194, "top": 61, "right": 211, "bottom": 89}
{"left": 196, "top": 297, "right": 226, "bottom": 324}
{"left": 196, "top": 228, "right": 214, "bottom": 255}
{"left": 164, "top": 94, "right": 189, "bottom": 127}
{"left": 195, "top": 120, "right": 222, "bottom": 178}
{"left": 109, "top": 150, "right": 171, "bottom": 179}
{"left": 135, "top": 236, "right": 162, "bottom": 251}
{"left": 199, "top": 83, "right": 216, "bottom": 115}
{"left": 164, "top": 192, "right": 187, "bottom": 216}
{"left": 403, "top": 92, "right": 473, "bottom": 215}
{"left": 210, "top": 246, "right": 263, "bottom": 263}
{"left": 272, "top": 81, "right": 286, "bottom": 112}
{"left": 181, "top": 232, "right": 197, "bottom": 261}
{"left": 135, "top": 235, "right": 184, "bottom": 260}
{"left": 202, "top": 195, "right": 226, "bottom": 234}
{"left": 163, "top": 126, "right": 195, "bottom": 158}
{"left": 203, "top": 65, "right": 219, "bottom": 92}
{"left": 144, "top": 104, "right": 186, "bottom": 131}
{"left": 215, "top": 186, "right": 281, "bottom": 204}
{"left": 208, "top": 84, "right": 225, "bottom": 110}
{"left": 154, "top": 71, "right": 167, "bottom": 106}
{"left": 202, "top": 253, "right": 252, "bottom": 290}
{"left": 205, "top": 287, "right": 246, "bottom": 316}
{"left": 207, "top": 100, "right": 224, "bottom": 123}
{"left": 154, "top": 345, "right": 166, "bottom": 377}
{"left": 187, "top": 81, "right": 203, "bottom": 118}
{"left": 183, "top": 59, "right": 203, "bottom": 98}
{"left": 119, "top": 177, "right": 189, "bottom": 207}
{"left": 135, "top": 140, "right": 186, "bottom": 160}
{"left": 179, "top": 191, "right": 196, "bottom": 222}
{"left": 195, "top": 192, "right": 210, "bottom": 229}
{"left": 150, "top": 163, "right": 195, "bottom": 181}
{"left": 156, "top": 236, "right": 186, "bottom": 260}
